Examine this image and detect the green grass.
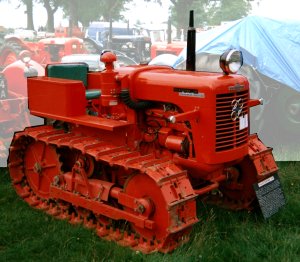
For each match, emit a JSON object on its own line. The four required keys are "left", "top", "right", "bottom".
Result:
{"left": 0, "top": 163, "right": 299, "bottom": 262}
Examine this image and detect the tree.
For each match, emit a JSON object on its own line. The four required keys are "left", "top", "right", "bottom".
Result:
{"left": 20, "top": 0, "right": 35, "bottom": 30}
{"left": 99, "top": 0, "right": 130, "bottom": 22}
{"left": 168, "top": 0, "right": 252, "bottom": 39}
{"left": 58, "top": 0, "right": 131, "bottom": 28}
{"left": 208, "top": 0, "right": 252, "bottom": 25}
{"left": 0, "top": 0, "right": 34, "bottom": 30}
{"left": 169, "top": 0, "right": 208, "bottom": 38}
{"left": 39, "top": 0, "right": 60, "bottom": 32}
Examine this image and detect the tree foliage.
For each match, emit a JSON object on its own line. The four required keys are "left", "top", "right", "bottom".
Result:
{"left": 1, "top": 0, "right": 132, "bottom": 31}
{"left": 2, "top": 0, "right": 252, "bottom": 34}
{"left": 38, "top": 0, "right": 60, "bottom": 32}
{"left": 58, "top": 0, "right": 99, "bottom": 27}
{"left": 57, "top": 0, "right": 131, "bottom": 28}
{"left": 169, "top": 0, "right": 208, "bottom": 38}
{"left": 207, "top": 0, "right": 252, "bottom": 25}
{"left": 98, "top": 0, "right": 131, "bottom": 22}
{"left": 169, "top": 0, "right": 252, "bottom": 37}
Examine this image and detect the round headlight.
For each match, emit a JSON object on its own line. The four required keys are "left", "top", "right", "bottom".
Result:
{"left": 219, "top": 49, "right": 243, "bottom": 74}
{"left": 19, "top": 50, "right": 32, "bottom": 64}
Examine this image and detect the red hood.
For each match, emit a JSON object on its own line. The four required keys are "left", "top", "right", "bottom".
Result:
{"left": 2, "top": 59, "right": 44, "bottom": 97}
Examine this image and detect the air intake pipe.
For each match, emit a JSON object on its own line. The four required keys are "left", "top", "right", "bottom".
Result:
{"left": 120, "top": 89, "right": 154, "bottom": 110}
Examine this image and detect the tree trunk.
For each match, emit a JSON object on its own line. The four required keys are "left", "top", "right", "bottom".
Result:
{"left": 43, "top": 0, "right": 57, "bottom": 32}
{"left": 47, "top": 12, "right": 55, "bottom": 32}
{"left": 68, "top": 0, "right": 79, "bottom": 36}
{"left": 171, "top": 0, "right": 194, "bottom": 40}
{"left": 24, "top": 0, "right": 34, "bottom": 30}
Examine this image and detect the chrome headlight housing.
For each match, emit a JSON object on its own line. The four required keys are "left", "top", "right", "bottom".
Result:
{"left": 219, "top": 49, "right": 243, "bottom": 74}
{"left": 19, "top": 50, "right": 32, "bottom": 64}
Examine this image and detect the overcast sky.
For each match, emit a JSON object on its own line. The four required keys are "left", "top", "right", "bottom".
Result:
{"left": 0, "top": 0, "right": 299, "bottom": 29}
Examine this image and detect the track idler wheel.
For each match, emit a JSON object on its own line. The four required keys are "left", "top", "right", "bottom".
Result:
{"left": 9, "top": 133, "right": 61, "bottom": 209}
{"left": 124, "top": 172, "right": 197, "bottom": 253}
{"left": 24, "top": 141, "right": 61, "bottom": 199}
{"left": 219, "top": 157, "right": 260, "bottom": 209}
{"left": 125, "top": 173, "right": 168, "bottom": 240}
{"left": 218, "top": 134, "right": 278, "bottom": 210}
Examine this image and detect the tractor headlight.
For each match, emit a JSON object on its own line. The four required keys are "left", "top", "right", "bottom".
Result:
{"left": 219, "top": 49, "right": 243, "bottom": 74}
{"left": 19, "top": 50, "right": 32, "bottom": 64}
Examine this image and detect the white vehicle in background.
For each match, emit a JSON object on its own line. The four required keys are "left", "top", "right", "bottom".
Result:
{"left": 61, "top": 50, "right": 137, "bottom": 72}
{"left": 5, "top": 29, "right": 37, "bottom": 40}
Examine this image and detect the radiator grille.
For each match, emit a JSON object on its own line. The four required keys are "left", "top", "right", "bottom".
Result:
{"left": 216, "top": 90, "right": 249, "bottom": 152}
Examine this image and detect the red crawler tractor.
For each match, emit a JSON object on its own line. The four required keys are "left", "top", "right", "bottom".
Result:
{"left": 8, "top": 12, "right": 278, "bottom": 253}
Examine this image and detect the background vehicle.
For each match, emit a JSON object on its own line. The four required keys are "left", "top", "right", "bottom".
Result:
{"left": 61, "top": 51, "right": 137, "bottom": 71}
{"left": 86, "top": 21, "right": 135, "bottom": 45}
{"left": 0, "top": 36, "right": 87, "bottom": 68}
{"left": 0, "top": 52, "right": 44, "bottom": 166}
{"left": 141, "top": 22, "right": 186, "bottom": 59}
{"left": 151, "top": 41, "right": 185, "bottom": 59}
{"left": 85, "top": 21, "right": 151, "bottom": 63}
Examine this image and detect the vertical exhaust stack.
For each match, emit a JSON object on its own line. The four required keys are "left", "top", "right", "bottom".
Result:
{"left": 186, "top": 10, "right": 196, "bottom": 71}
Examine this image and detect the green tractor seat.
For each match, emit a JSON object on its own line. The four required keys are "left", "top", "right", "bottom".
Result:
{"left": 46, "top": 63, "right": 89, "bottom": 87}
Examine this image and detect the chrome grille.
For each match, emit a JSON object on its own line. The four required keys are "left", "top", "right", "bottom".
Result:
{"left": 216, "top": 90, "right": 249, "bottom": 152}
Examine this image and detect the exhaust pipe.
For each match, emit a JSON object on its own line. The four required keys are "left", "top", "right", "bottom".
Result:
{"left": 186, "top": 10, "right": 196, "bottom": 71}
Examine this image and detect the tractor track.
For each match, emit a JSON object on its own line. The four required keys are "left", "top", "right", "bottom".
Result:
{"left": 8, "top": 125, "right": 198, "bottom": 253}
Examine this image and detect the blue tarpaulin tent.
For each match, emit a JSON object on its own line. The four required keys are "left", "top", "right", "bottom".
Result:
{"left": 174, "top": 16, "right": 300, "bottom": 92}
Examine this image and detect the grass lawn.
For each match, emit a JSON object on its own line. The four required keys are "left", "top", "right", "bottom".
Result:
{"left": 0, "top": 162, "right": 299, "bottom": 262}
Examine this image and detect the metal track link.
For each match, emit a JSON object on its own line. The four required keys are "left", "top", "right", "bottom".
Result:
{"left": 8, "top": 125, "right": 198, "bottom": 253}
